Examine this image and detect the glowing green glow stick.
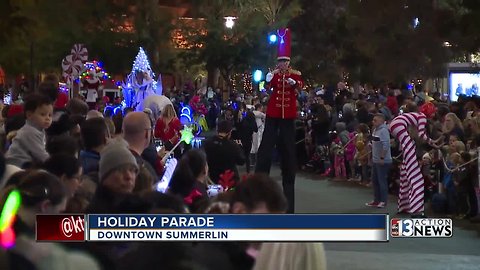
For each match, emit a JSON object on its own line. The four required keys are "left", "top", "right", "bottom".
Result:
{"left": 0, "top": 190, "right": 21, "bottom": 232}
{"left": 162, "top": 126, "right": 194, "bottom": 163}
{"left": 0, "top": 190, "right": 21, "bottom": 249}
{"left": 0, "top": 190, "right": 22, "bottom": 232}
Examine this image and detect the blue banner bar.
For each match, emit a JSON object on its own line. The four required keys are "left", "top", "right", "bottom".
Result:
{"left": 88, "top": 214, "right": 387, "bottom": 229}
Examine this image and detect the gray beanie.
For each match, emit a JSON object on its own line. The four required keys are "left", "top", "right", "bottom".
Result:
{"left": 99, "top": 140, "right": 138, "bottom": 181}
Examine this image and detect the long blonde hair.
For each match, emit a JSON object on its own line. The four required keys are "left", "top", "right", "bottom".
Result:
{"left": 161, "top": 104, "right": 177, "bottom": 120}
{"left": 467, "top": 115, "right": 480, "bottom": 136}
{"left": 443, "top": 113, "right": 463, "bottom": 133}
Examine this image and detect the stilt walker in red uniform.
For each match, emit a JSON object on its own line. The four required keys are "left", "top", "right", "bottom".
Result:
{"left": 255, "top": 28, "right": 303, "bottom": 213}
{"left": 389, "top": 104, "right": 437, "bottom": 216}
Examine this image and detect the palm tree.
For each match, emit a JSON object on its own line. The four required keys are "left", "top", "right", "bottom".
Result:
{"left": 235, "top": 0, "right": 302, "bottom": 26}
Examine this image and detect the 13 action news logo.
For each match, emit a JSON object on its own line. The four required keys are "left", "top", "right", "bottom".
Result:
{"left": 61, "top": 216, "right": 85, "bottom": 238}
{"left": 391, "top": 218, "right": 452, "bottom": 237}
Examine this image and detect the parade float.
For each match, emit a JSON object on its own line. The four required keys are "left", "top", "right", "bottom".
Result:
{"left": 121, "top": 47, "right": 163, "bottom": 112}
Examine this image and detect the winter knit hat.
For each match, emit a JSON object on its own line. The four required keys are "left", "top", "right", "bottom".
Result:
{"left": 99, "top": 140, "right": 138, "bottom": 181}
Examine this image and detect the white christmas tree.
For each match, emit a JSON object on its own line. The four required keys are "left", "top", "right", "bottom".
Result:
{"left": 124, "top": 47, "right": 162, "bottom": 110}
{"left": 132, "top": 47, "right": 155, "bottom": 78}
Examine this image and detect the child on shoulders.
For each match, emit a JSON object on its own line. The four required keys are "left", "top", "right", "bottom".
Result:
{"left": 5, "top": 94, "right": 53, "bottom": 168}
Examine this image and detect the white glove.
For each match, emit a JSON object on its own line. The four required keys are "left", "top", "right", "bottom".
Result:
{"left": 287, "top": 78, "right": 296, "bottom": 86}
{"left": 266, "top": 72, "right": 274, "bottom": 83}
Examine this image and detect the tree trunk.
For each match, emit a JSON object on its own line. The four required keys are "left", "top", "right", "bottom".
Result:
{"left": 207, "top": 61, "right": 217, "bottom": 89}
{"left": 220, "top": 69, "right": 233, "bottom": 96}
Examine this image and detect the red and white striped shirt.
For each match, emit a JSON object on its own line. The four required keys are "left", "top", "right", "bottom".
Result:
{"left": 389, "top": 112, "right": 432, "bottom": 144}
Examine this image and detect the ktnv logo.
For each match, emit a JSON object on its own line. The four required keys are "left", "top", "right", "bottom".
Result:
{"left": 61, "top": 216, "right": 85, "bottom": 238}
{"left": 37, "top": 214, "right": 86, "bottom": 241}
{"left": 391, "top": 218, "right": 452, "bottom": 238}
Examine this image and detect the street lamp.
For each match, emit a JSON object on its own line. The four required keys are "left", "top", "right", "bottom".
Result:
{"left": 225, "top": 17, "right": 235, "bottom": 29}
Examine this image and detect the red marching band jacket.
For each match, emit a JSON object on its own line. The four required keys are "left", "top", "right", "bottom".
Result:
{"left": 265, "top": 68, "right": 303, "bottom": 119}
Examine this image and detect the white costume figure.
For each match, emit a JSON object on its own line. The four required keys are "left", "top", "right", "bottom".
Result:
{"left": 124, "top": 47, "right": 163, "bottom": 110}
{"left": 143, "top": 94, "right": 174, "bottom": 122}
{"left": 83, "top": 70, "right": 103, "bottom": 109}
{"left": 251, "top": 109, "right": 266, "bottom": 154}
{"left": 132, "top": 71, "right": 156, "bottom": 112}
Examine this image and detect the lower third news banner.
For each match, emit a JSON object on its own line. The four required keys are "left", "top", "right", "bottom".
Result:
{"left": 36, "top": 214, "right": 388, "bottom": 242}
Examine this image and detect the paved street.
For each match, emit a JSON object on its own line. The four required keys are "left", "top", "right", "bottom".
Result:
{"left": 266, "top": 167, "right": 480, "bottom": 270}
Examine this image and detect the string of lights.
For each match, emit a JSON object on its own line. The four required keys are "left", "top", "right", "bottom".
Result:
{"left": 129, "top": 47, "right": 157, "bottom": 91}
{"left": 79, "top": 61, "right": 113, "bottom": 83}
{"left": 132, "top": 47, "right": 155, "bottom": 77}
{"left": 243, "top": 73, "right": 253, "bottom": 93}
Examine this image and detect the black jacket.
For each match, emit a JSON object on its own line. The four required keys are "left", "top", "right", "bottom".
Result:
{"left": 236, "top": 112, "right": 258, "bottom": 143}
{"left": 203, "top": 135, "right": 245, "bottom": 183}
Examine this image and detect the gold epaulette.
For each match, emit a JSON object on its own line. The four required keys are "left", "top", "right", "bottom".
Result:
{"left": 289, "top": 69, "right": 302, "bottom": 76}
{"left": 272, "top": 69, "right": 280, "bottom": 74}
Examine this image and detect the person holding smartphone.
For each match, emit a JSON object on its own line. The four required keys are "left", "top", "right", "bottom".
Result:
{"left": 154, "top": 104, "right": 182, "bottom": 158}
{"left": 203, "top": 120, "right": 246, "bottom": 184}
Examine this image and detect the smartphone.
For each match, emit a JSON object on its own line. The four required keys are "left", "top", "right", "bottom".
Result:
{"left": 154, "top": 139, "right": 163, "bottom": 152}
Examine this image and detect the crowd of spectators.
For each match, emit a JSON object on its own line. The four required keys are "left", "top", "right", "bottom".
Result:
{"left": 0, "top": 76, "right": 327, "bottom": 270}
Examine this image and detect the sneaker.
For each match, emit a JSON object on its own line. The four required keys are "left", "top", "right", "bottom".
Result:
{"left": 365, "top": 201, "right": 378, "bottom": 207}
{"left": 376, "top": 202, "right": 386, "bottom": 208}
